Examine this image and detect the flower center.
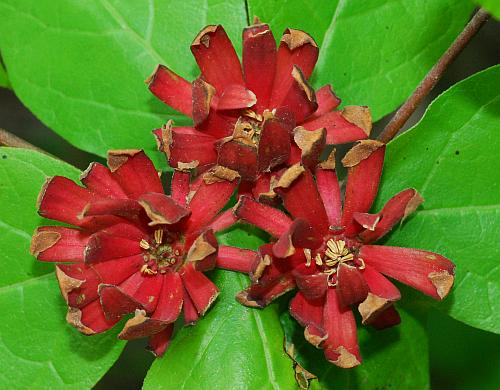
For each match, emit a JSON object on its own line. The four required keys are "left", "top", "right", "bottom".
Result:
{"left": 306, "top": 239, "right": 365, "bottom": 287}
{"left": 139, "top": 229, "right": 184, "bottom": 275}
{"left": 235, "top": 108, "right": 276, "bottom": 145}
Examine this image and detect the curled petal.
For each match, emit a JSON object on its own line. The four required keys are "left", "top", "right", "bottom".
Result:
{"left": 138, "top": 193, "right": 190, "bottom": 226}
{"left": 180, "top": 263, "right": 219, "bottom": 315}
{"left": 217, "top": 138, "right": 258, "bottom": 181}
{"left": 191, "top": 25, "right": 244, "bottom": 92}
{"left": 185, "top": 229, "right": 218, "bottom": 272}
{"left": 336, "top": 263, "right": 369, "bottom": 307}
{"left": 258, "top": 117, "right": 292, "bottom": 173}
{"left": 273, "top": 218, "right": 322, "bottom": 259}
{"left": 217, "top": 84, "right": 257, "bottom": 110}
{"left": 360, "top": 245, "right": 455, "bottom": 300}
{"left": 182, "top": 286, "right": 199, "bottom": 325}
{"left": 311, "top": 85, "right": 341, "bottom": 117}
{"left": 206, "top": 208, "right": 238, "bottom": 233}
{"left": 171, "top": 170, "right": 190, "bottom": 207}
{"left": 289, "top": 292, "right": 327, "bottom": 347}
{"left": 293, "top": 127, "right": 326, "bottom": 170}
{"left": 236, "top": 273, "right": 295, "bottom": 308}
{"left": 216, "top": 245, "right": 258, "bottom": 273}
{"left": 147, "top": 64, "right": 192, "bottom": 117}
{"left": 148, "top": 324, "right": 174, "bottom": 357}
{"left": 370, "top": 305, "right": 401, "bottom": 330}
{"left": 293, "top": 263, "right": 328, "bottom": 300}
{"left": 31, "top": 226, "right": 89, "bottom": 262}
{"left": 80, "top": 162, "right": 127, "bottom": 199}
{"left": 279, "top": 66, "right": 317, "bottom": 123}
{"left": 67, "top": 300, "right": 118, "bottom": 335}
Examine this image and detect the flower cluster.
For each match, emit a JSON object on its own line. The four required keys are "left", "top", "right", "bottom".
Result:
{"left": 31, "top": 22, "right": 454, "bottom": 364}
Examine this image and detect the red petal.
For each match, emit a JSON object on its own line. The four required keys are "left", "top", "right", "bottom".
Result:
{"left": 182, "top": 286, "right": 199, "bottom": 325}
{"left": 257, "top": 117, "right": 292, "bottom": 172}
{"left": 148, "top": 324, "right": 174, "bottom": 357}
{"left": 302, "top": 111, "right": 368, "bottom": 144}
{"left": 84, "top": 233, "right": 142, "bottom": 263}
{"left": 191, "top": 25, "right": 244, "bottom": 92}
{"left": 217, "top": 139, "right": 258, "bottom": 181}
{"left": 336, "top": 264, "right": 369, "bottom": 307}
{"left": 278, "top": 66, "right": 317, "bottom": 123}
{"left": 293, "top": 127, "right": 326, "bottom": 170}
{"left": 192, "top": 77, "right": 216, "bottom": 127}
{"left": 273, "top": 218, "right": 322, "bottom": 258}
{"left": 31, "top": 226, "right": 88, "bottom": 262}
{"left": 311, "top": 85, "right": 341, "bottom": 117}
{"left": 154, "top": 125, "right": 218, "bottom": 169}
{"left": 67, "top": 299, "right": 118, "bottom": 335}
{"left": 216, "top": 245, "right": 257, "bottom": 273}
{"left": 322, "top": 289, "right": 361, "bottom": 368}
{"left": 207, "top": 208, "right": 237, "bottom": 232}
{"left": 234, "top": 195, "right": 293, "bottom": 238}
{"left": 80, "top": 162, "right": 127, "bottom": 198}
{"left": 138, "top": 193, "right": 190, "bottom": 226}
{"left": 362, "top": 264, "right": 401, "bottom": 301}
{"left": 293, "top": 263, "right": 328, "bottom": 300}
{"left": 147, "top": 65, "right": 192, "bottom": 117}
{"left": 237, "top": 273, "right": 295, "bottom": 308}
{"left": 358, "top": 188, "right": 423, "bottom": 243}
{"left": 37, "top": 176, "right": 97, "bottom": 226}
{"left": 341, "top": 141, "right": 385, "bottom": 237}
{"left": 109, "top": 150, "right": 163, "bottom": 199}
{"left": 180, "top": 263, "right": 219, "bottom": 315}
{"left": 217, "top": 84, "right": 257, "bottom": 110}
{"left": 185, "top": 229, "right": 218, "bottom": 272}
{"left": 270, "top": 29, "right": 318, "bottom": 107}
{"left": 99, "top": 283, "right": 142, "bottom": 321}
{"left": 360, "top": 245, "right": 455, "bottom": 300}
{"left": 289, "top": 292, "right": 327, "bottom": 347}
{"left": 370, "top": 305, "right": 401, "bottom": 330}
{"left": 83, "top": 198, "right": 143, "bottom": 219}
{"left": 315, "top": 168, "right": 342, "bottom": 228}
{"left": 128, "top": 273, "right": 164, "bottom": 313}
{"left": 100, "top": 221, "right": 147, "bottom": 241}
{"left": 275, "top": 166, "right": 330, "bottom": 237}
{"left": 171, "top": 170, "right": 190, "bottom": 207}
{"left": 242, "top": 23, "right": 277, "bottom": 111}
{"left": 151, "top": 272, "right": 184, "bottom": 322}
{"left": 183, "top": 174, "right": 237, "bottom": 235}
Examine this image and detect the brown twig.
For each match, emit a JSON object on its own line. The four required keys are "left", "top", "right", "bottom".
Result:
{"left": 0, "top": 128, "right": 48, "bottom": 154}
{"left": 378, "top": 8, "right": 490, "bottom": 144}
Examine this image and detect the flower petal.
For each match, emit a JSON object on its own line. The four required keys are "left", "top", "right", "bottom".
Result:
{"left": 84, "top": 233, "right": 142, "bottom": 263}
{"left": 273, "top": 218, "right": 322, "bottom": 258}
{"left": 206, "top": 208, "right": 237, "bottom": 232}
{"left": 98, "top": 283, "right": 143, "bottom": 321}
{"left": 242, "top": 23, "right": 277, "bottom": 111}
{"left": 270, "top": 29, "right": 318, "bottom": 107}
{"left": 171, "top": 170, "right": 190, "bottom": 207}
{"left": 311, "top": 85, "right": 341, "bottom": 117}
{"left": 257, "top": 117, "right": 292, "bottom": 172}
{"left": 236, "top": 273, "right": 295, "bottom": 308}
{"left": 151, "top": 272, "right": 184, "bottom": 322}
{"left": 293, "top": 126, "right": 326, "bottom": 170}
{"left": 275, "top": 165, "right": 330, "bottom": 237}
{"left": 185, "top": 229, "right": 218, "bottom": 272}
{"left": 31, "top": 226, "right": 89, "bottom": 262}
{"left": 216, "top": 245, "right": 258, "bottom": 273}
{"left": 302, "top": 108, "right": 370, "bottom": 144}
{"left": 182, "top": 286, "right": 199, "bottom": 325}
{"left": 360, "top": 245, "right": 455, "bottom": 300}
{"left": 138, "top": 193, "right": 190, "bottom": 226}
{"left": 341, "top": 140, "right": 385, "bottom": 237}
{"left": 289, "top": 292, "right": 327, "bottom": 347}
{"left": 80, "top": 162, "right": 128, "bottom": 199}
{"left": 180, "top": 263, "right": 219, "bottom": 315}
{"left": 148, "top": 324, "right": 174, "bottom": 357}
{"left": 234, "top": 195, "right": 293, "bottom": 238}
{"left": 154, "top": 124, "right": 218, "bottom": 170}
{"left": 278, "top": 66, "right": 317, "bottom": 123}
{"left": 147, "top": 64, "right": 192, "bottom": 117}
{"left": 82, "top": 198, "right": 143, "bottom": 220}
{"left": 293, "top": 263, "right": 328, "bottom": 300}
{"left": 336, "top": 263, "right": 369, "bottom": 307}
{"left": 217, "top": 138, "right": 259, "bottom": 180}
{"left": 315, "top": 155, "right": 342, "bottom": 228}
{"left": 358, "top": 188, "right": 424, "bottom": 243}
{"left": 369, "top": 305, "right": 401, "bottom": 330}
{"left": 217, "top": 84, "right": 257, "bottom": 110}
{"left": 191, "top": 25, "right": 244, "bottom": 92}
{"left": 66, "top": 300, "right": 118, "bottom": 335}
{"left": 107, "top": 150, "right": 163, "bottom": 199}
{"left": 322, "top": 289, "right": 361, "bottom": 368}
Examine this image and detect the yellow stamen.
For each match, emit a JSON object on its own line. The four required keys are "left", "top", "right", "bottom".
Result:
{"left": 154, "top": 229, "right": 163, "bottom": 245}
{"left": 357, "top": 258, "right": 366, "bottom": 270}
{"left": 304, "top": 248, "right": 312, "bottom": 267}
{"left": 140, "top": 239, "right": 150, "bottom": 250}
{"left": 315, "top": 253, "right": 323, "bottom": 266}
{"left": 141, "top": 264, "right": 157, "bottom": 275}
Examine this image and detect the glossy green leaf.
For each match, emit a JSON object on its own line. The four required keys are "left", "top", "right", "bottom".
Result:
{"left": 374, "top": 65, "right": 500, "bottom": 333}
{"left": 248, "top": 0, "right": 474, "bottom": 120}
{"left": 281, "top": 306, "right": 429, "bottom": 390}
{"left": 0, "top": 0, "right": 247, "bottom": 159}
{"left": 0, "top": 147, "right": 125, "bottom": 389}
{"left": 475, "top": 1, "right": 500, "bottom": 20}
{"left": 0, "top": 61, "right": 9, "bottom": 88}
{"left": 144, "top": 225, "right": 297, "bottom": 390}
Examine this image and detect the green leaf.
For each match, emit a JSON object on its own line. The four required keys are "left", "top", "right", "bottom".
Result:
{"left": 374, "top": 65, "right": 500, "bottom": 333}
{"left": 0, "top": 61, "right": 9, "bottom": 88}
{"left": 0, "top": 0, "right": 247, "bottom": 158}
{"left": 281, "top": 307, "right": 429, "bottom": 390}
{"left": 474, "top": 1, "right": 500, "bottom": 20}
{"left": 247, "top": 0, "right": 474, "bottom": 120}
{"left": 143, "top": 225, "right": 297, "bottom": 390}
{"left": 0, "top": 147, "right": 125, "bottom": 389}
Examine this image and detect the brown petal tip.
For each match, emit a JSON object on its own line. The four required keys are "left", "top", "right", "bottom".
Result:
{"left": 154, "top": 121, "right": 173, "bottom": 159}
{"left": 186, "top": 233, "right": 217, "bottom": 263}
{"left": 293, "top": 126, "right": 326, "bottom": 160}
{"left": 403, "top": 189, "right": 424, "bottom": 220}
{"left": 341, "top": 140, "right": 385, "bottom": 168}
{"left": 292, "top": 66, "right": 316, "bottom": 103}
{"left": 282, "top": 28, "right": 318, "bottom": 50}
{"left": 118, "top": 309, "right": 149, "bottom": 340}
{"left": 66, "top": 307, "right": 95, "bottom": 335}
{"left": 177, "top": 160, "right": 199, "bottom": 171}
{"left": 251, "top": 254, "right": 271, "bottom": 282}
{"left": 330, "top": 346, "right": 360, "bottom": 368}
{"left": 30, "top": 229, "right": 61, "bottom": 257}
{"left": 429, "top": 270, "right": 454, "bottom": 299}
{"left": 192, "top": 25, "right": 219, "bottom": 47}
{"left": 276, "top": 163, "right": 305, "bottom": 190}
{"left": 341, "top": 106, "right": 372, "bottom": 136}
{"left": 203, "top": 165, "right": 240, "bottom": 184}
{"left": 304, "top": 327, "right": 327, "bottom": 348}
{"left": 235, "top": 290, "right": 264, "bottom": 308}
{"left": 318, "top": 149, "right": 336, "bottom": 170}
{"left": 358, "top": 292, "right": 392, "bottom": 324}
{"left": 107, "top": 149, "right": 142, "bottom": 172}
{"left": 36, "top": 177, "right": 54, "bottom": 210}
{"left": 56, "top": 266, "right": 84, "bottom": 303}
{"left": 200, "top": 290, "right": 220, "bottom": 316}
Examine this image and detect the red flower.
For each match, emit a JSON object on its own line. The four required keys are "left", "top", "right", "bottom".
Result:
{"left": 148, "top": 23, "right": 370, "bottom": 194}
{"left": 30, "top": 150, "right": 255, "bottom": 356}
{"left": 231, "top": 141, "right": 455, "bottom": 368}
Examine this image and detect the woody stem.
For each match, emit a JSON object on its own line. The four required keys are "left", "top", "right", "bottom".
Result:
{"left": 378, "top": 8, "right": 490, "bottom": 144}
